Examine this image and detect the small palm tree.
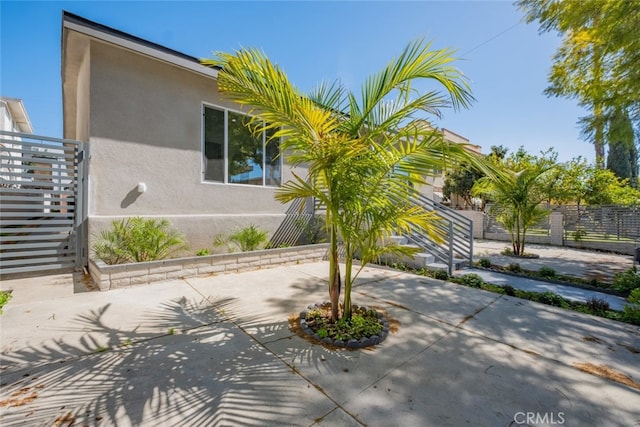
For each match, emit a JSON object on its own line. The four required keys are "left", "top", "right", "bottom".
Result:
{"left": 204, "top": 40, "right": 492, "bottom": 321}
{"left": 473, "top": 155, "right": 555, "bottom": 256}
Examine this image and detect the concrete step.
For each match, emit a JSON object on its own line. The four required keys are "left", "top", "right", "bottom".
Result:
{"left": 379, "top": 235, "right": 409, "bottom": 246}
{"left": 426, "top": 258, "right": 469, "bottom": 272}
{"left": 378, "top": 249, "right": 435, "bottom": 269}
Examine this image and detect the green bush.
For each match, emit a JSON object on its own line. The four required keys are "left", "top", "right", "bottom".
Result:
{"left": 0, "top": 290, "right": 12, "bottom": 315}
{"left": 502, "top": 284, "right": 516, "bottom": 296}
{"left": 536, "top": 291, "right": 566, "bottom": 307}
{"left": 623, "top": 288, "right": 640, "bottom": 325}
{"left": 572, "top": 227, "right": 587, "bottom": 242}
{"left": 433, "top": 270, "right": 449, "bottom": 281}
{"left": 196, "top": 248, "right": 211, "bottom": 256}
{"left": 477, "top": 257, "right": 492, "bottom": 268}
{"left": 229, "top": 225, "right": 268, "bottom": 252}
{"left": 295, "top": 216, "right": 327, "bottom": 245}
{"left": 538, "top": 266, "right": 557, "bottom": 279}
{"left": 612, "top": 267, "right": 640, "bottom": 293}
{"left": 215, "top": 224, "right": 268, "bottom": 252}
{"left": 586, "top": 297, "right": 610, "bottom": 315}
{"left": 93, "top": 217, "right": 186, "bottom": 264}
{"left": 506, "top": 263, "right": 522, "bottom": 273}
{"left": 459, "top": 273, "right": 485, "bottom": 288}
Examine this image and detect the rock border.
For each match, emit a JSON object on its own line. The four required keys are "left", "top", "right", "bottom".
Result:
{"left": 299, "top": 302, "right": 389, "bottom": 349}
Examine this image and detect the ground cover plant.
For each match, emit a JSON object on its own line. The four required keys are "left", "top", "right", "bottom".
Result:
{"left": 303, "top": 303, "right": 383, "bottom": 342}
{"left": 473, "top": 257, "right": 635, "bottom": 296}
{"left": 612, "top": 267, "right": 640, "bottom": 293}
{"left": 0, "top": 290, "right": 12, "bottom": 315}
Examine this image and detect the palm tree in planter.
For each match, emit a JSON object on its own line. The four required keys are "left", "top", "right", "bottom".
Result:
{"left": 203, "top": 40, "right": 491, "bottom": 323}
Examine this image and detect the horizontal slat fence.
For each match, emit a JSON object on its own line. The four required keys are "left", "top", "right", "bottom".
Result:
{"left": 0, "top": 131, "right": 85, "bottom": 275}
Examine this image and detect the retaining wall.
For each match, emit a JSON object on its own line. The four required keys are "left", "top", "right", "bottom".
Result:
{"left": 89, "top": 243, "right": 329, "bottom": 291}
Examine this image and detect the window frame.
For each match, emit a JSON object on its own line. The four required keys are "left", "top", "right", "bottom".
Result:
{"left": 201, "top": 103, "right": 282, "bottom": 187}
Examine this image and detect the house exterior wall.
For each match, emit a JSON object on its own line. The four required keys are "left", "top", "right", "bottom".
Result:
{"left": 68, "top": 35, "right": 302, "bottom": 254}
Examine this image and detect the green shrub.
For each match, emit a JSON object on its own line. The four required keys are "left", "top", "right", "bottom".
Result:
{"left": 305, "top": 306, "right": 382, "bottom": 341}
{"left": 93, "top": 217, "right": 186, "bottom": 264}
{"left": 477, "top": 257, "right": 492, "bottom": 268}
{"left": 502, "top": 284, "right": 516, "bottom": 296}
{"left": 459, "top": 273, "right": 485, "bottom": 288}
{"left": 433, "top": 270, "right": 449, "bottom": 281}
{"left": 612, "top": 267, "right": 640, "bottom": 293}
{"left": 537, "top": 291, "right": 566, "bottom": 307}
{"left": 295, "top": 216, "right": 327, "bottom": 245}
{"left": 506, "top": 263, "right": 522, "bottom": 273}
{"left": 623, "top": 288, "right": 640, "bottom": 325}
{"left": 572, "top": 227, "right": 587, "bottom": 242}
{"left": 0, "top": 290, "right": 12, "bottom": 315}
{"left": 215, "top": 224, "right": 268, "bottom": 252}
{"left": 586, "top": 297, "right": 610, "bottom": 315}
{"left": 196, "top": 248, "right": 211, "bottom": 256}
{"left": 538, "top": 266, "right": 557, "bottom": 279}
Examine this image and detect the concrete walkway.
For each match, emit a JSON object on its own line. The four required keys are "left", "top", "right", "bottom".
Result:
{"left": 1, "top": 262, "right": 639, "bottom": 426}
{"left": 472, "top": 240, "right": 636, "bottom": 283}
{"left": 465, "top": 240, "right": 636, "bottom": 311}
{"left": 457, "top": 268, "right": 629, "bottom": 311}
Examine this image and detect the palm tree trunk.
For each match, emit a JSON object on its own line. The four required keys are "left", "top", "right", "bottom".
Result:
{"left": 514, "top": 212, "right": 522, "bottom": 256}
{"left": 343, "top": 249, "right": 353, "bottom": 320}
{"left": 328, "top": 224, "right": 341, "bottom": 322}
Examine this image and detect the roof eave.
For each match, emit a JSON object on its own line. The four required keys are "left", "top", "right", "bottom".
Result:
{"left": 62, "top": 11, "right": 219, "bottom": 80}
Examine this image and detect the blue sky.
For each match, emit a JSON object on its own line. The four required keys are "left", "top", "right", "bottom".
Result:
{"left": 1, "top": 0, "right": 591, "bottom": 163}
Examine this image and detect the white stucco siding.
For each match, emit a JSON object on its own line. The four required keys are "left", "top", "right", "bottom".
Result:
{"left": 85, "top": 40, "right": 302, "bottom": 252}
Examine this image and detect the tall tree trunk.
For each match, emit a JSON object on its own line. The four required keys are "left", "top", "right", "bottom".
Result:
{"left": 593, "top": 43, "right": 606, "bottom": 169}
{"left": 594, "top": 104, "right": 606, "bottom": 169}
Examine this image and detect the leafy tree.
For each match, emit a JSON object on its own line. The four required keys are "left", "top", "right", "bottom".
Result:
{"left": 606, "top": 108, "right": 638, "bottom": 187}
{"left": 518, "top": 0, "right": 640, "bottom": 168}
{"left": 489, "top": 145, "right": 508, "bottom": 162}
{"left": 472, "top": 147, "right": 556, "bottom": 255}
{"left": 204, "top": 40, "right": 492, "bottom": 321}
{"left": 545, "top": 156, "right": 591, "bottom": 206}
{"left": 442, "top": 163, "right": 484, "bottom": 208}
{"left": 583, "top": 168, "right": 640, "bottom": 206}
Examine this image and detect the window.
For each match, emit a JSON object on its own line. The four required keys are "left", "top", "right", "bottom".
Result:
{"left": 203, "top": 105, "right": 281, "bottom": 186}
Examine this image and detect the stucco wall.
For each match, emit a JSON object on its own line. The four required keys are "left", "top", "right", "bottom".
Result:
{"left": 85, "top": 40, "right": 303, "bottom": 254}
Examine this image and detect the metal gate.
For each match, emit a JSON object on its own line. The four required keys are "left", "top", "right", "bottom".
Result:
{"left": 0, "top": 130, "right": 86, "bottom": 276}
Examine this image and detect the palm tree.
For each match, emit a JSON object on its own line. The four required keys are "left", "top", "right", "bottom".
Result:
{"left": 203, "top": 40, "right": 491, "bottom": 321}
{"left": 472, "top": 156, "right": 555, "bottom": 256}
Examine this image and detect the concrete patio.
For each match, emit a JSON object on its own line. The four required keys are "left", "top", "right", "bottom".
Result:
{"left": 1, "top": 262, "right": 639, "bottom": 426}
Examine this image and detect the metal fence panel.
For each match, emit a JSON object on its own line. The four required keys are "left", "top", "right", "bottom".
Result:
{"left": 0, "top": 131, "right": 85, "bottom": 276}
{"left": 556, "top": 204, "right": 640, "bottom": 242}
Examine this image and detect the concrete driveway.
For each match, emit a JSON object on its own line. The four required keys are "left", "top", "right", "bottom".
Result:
{"left": 1, "top": 262, "right": 639, "bottom": 426}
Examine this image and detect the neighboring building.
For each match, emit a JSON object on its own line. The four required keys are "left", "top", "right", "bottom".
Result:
{"left": 0, "top": 97, "right": 33, "bottom": 187}
{"left": 61, "top": 11, "right": 476, "bottom": 254}
{"left": 420, "top": 127, "right": 482, "bottom": 206}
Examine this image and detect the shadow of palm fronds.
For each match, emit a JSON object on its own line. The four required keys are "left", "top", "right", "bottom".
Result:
{"left": 0, "top": 295, "right": 332, "bottom": 426}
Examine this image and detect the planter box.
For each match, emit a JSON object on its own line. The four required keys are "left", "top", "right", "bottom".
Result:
{"left": 89, "top": 243, "right": 330, "bottom": 291}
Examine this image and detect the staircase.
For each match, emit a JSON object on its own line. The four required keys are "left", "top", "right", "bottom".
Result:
{"left": 313, "top": 193, "right": 474, "bottom": 275}
{"left": 400, "top": 193, "right": 474, "bottom": 274}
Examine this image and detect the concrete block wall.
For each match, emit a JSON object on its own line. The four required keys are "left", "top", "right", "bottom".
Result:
{"left": 89, "top": 243, "right": 329, "bottom": 291}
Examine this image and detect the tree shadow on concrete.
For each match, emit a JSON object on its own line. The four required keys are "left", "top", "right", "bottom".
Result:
{"left": 0, "top": 295, "right": 332, "bottom": 426}
{"left": 258, "top": 267, "right": 640, "bottom": 426}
